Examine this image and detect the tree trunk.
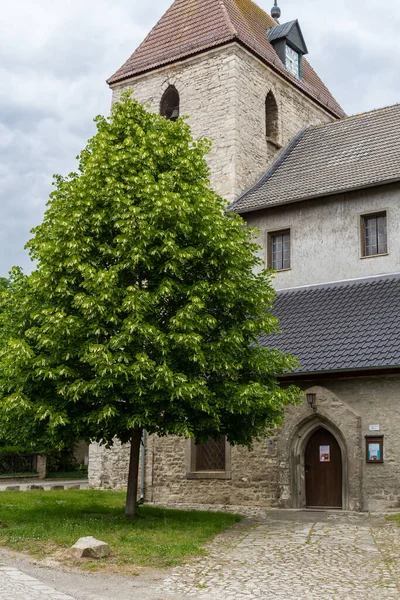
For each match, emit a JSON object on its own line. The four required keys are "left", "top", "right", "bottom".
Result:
{"left": 125, "top": 428, "right": 143, "bottom": 518}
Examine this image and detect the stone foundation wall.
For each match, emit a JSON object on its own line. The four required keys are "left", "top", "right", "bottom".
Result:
{"left": 89, "top": 375, "right": 400, "bottom": 513}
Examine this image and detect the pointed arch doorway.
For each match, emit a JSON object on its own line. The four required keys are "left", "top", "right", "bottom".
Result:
{"left": 305, "top": 427, "right": 342, "bottom": 509}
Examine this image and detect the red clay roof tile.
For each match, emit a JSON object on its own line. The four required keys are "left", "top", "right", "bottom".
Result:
{"left": 108, "top": 0, "right": 345, "bottom": 119}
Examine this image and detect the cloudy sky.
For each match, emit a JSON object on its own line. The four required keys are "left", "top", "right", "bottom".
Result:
{"left": 1, "top": 0, "right": 399, "bottom": 277}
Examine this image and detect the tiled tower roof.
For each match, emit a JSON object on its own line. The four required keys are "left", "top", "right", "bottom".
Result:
{"left": 108, "top": 0, "right": 345, "bottom": 119}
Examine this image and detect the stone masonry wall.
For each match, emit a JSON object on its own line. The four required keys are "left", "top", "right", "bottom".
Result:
{"left": 89, "top": 435, "right": 153, "bottom": 499}
{"left": 234, "top": 47, "right": 333, "bottom": 198}
{"left": 111, "top": 46, "right": 238, "bottom": 203}
{"left": 312, "top": 375, "right": 400, "bottom": 512}
{"left": 89, "top": 375, "right": 400, "bottom": 513}
{"left": 148, "top": 435, "right": 281, "bottom": 507}
{"left": 110, "top": 43, "right": 335, "bottom": 203}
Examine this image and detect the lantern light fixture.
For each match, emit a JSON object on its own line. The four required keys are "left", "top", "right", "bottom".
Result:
{"left": 306, "top": 393, "right": 317, "bottom": 412}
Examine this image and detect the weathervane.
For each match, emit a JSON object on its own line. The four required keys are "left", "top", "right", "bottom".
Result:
{"left": 271, "top": 0, "right": 281, "bottom": 22}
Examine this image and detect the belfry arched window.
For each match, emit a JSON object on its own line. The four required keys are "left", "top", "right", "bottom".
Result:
{"left": 160, "top": 86, "right": 180, "bottom": 121}
{"left": 265, "top": 91, "right": 279, "bottom": 141}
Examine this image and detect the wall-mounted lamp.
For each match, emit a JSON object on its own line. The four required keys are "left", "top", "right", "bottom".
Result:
{"left": 306, "top": 393, "right": 317, "bottom": 412}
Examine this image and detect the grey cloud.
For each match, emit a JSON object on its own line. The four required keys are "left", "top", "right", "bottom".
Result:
{"left": 1, "top": 0, "right": 399, "bottom": 277}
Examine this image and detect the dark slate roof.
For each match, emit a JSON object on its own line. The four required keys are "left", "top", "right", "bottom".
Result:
{"left": 267, "top": 20, "right": 308, "bottom": 55}
{"left": 267, "top": 20, "right": 298, "bottom": 42}
{"left": 108, "top": 0, "right": 345, "bottom": 119}
{"left": 232, "top": 104, "right": 400, "bottom": 214}
{"left": 261, "top": 275, "right": 400, "bottom": 375}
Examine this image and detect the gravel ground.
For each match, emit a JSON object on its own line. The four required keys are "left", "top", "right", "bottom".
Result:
{"left": 0, "top": 548, "right": 174, "bottom": 600}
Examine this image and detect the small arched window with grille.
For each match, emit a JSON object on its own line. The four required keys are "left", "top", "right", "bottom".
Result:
{"left": 265, "top": 91, "right": 279, "bottom": 142}
{"left": 160, "top": 86, "right": 180, "bottom": 121}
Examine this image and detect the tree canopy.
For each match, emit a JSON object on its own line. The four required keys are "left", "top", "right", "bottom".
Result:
{"left": 0, "top": 92, "right": 299, "bottom": 514}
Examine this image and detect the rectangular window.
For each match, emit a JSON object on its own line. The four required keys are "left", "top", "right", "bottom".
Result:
{"left": 361, "top": 212, "right": 387, "bottom": 257}
{"left": 195, "top": 437, "right": 226, "bottom": 472}
{"left": 269, "top": 230, "right": 290, "bottom": 271}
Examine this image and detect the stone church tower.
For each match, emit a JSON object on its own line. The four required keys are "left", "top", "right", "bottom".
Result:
{"left": 107, "top": 0, "right": 344, "bottom": 203}
{"left": 89, "top": 0, "right": 345, "bottom": 492}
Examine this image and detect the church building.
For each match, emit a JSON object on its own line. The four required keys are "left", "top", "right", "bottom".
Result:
{"left": 89, "top": 0, "right": 400, "bottom": 512}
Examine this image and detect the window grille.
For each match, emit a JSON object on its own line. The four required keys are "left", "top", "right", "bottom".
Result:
{"left": 195, "top": 437, "right": 226, "bottom": 471}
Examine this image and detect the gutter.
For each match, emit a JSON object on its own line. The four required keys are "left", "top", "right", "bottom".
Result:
{"left": 140, "top": 430, "right": 146, "bottom": 500}
{"left": 280, "top": 365, "right": 400, "bottom": 382}
{"left": 234, "top": 176, "right": 400, "bottom": 215}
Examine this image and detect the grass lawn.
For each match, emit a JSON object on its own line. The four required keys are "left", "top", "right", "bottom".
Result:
{"left": 0, "top": 490, "right": 241, "bottom": 571}
{"left": 0, "top": 472, "right": 37, "bottom": 478}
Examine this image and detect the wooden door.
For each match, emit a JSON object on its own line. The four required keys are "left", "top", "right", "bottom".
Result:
{"left": 305, "top": 428, "right": 342, "bottom": 508}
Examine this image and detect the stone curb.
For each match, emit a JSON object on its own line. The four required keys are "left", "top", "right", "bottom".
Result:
{"left": 0, "top": 480, "right": 88, "bottom": 492}
{"left": 0, "top": 566, "right": 76, "bottom": 599}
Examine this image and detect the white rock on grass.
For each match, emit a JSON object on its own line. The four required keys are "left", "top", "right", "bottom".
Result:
{"left": 71, "top": 536, "right": 110, "bottom": 559}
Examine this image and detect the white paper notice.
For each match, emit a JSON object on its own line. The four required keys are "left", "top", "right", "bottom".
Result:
{"left": 319, "top": 445, "right": 330, "bottom": 462}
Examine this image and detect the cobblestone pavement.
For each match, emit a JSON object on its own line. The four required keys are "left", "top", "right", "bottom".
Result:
{"left": 0, "top": 566, "right": 75, "bottom": 599}
{"left": 159, "top": 510, "right": 400, "bottom": 600}
{"left": 2, "top": 509, "right": 400, "bottom": 600}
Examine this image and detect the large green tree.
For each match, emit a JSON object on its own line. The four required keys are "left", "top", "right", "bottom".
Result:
{"left": 0, "top": 93, "right": 299, "bottom": 516}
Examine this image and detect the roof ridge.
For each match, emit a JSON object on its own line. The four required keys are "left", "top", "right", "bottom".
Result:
{"left": 219, "top": 0, "right": 237, "bottom": 37}
{"left": 304, "top": 102, "right": 400, "bottom": 135}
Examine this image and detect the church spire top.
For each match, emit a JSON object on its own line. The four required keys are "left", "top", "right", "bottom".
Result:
{"left": 271, "top": 0, "right": 281, "bottom": 22}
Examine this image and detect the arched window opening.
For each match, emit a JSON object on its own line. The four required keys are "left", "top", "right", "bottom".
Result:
{"left": 160, "top": 86, "right": 180, "bottom": 121}
{"left": 265, "top": 91, "right": 279, "bottom": 141}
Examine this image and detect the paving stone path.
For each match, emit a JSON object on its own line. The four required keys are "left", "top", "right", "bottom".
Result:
{"left": 159, "top": 510, "right": 400, "bottom": 600}
{"left": 2, "top": 509, "right": 400, "bottom": 599}
{"left": 0, "top": 566, "right": 75, "bottom": 599}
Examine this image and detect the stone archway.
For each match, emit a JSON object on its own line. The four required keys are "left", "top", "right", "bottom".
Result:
{"left": 277, "top": 386, "right": 363, "bottom": 511}
{"left": 290, "top": 415, "right": 349, "bottom": 509}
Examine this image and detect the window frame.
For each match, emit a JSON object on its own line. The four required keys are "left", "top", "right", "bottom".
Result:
{"left": 186, "top": 437, "right": 231, "bottom": 480}
{"left": 267, "top": 229, "right": 291, "bottom": 272}
{"left": 360, "top": 211, "right": 388, "bottom": 258}
{"left": 365, "top": 436, "right": 384, "bottom": 464}
{"left": 285, "top": 44, "right": 301, "bottom": 78}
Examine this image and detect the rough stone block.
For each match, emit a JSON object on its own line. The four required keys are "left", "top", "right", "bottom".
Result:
{"left": 71, "top": 536, "right": 110, "bottom": 559}
{"left": 51, "top": 485, "right": 65, "bottom": 490}
{"left": 28, "top": 485, "right": 44, "bottom": 491}
{"left": 5, "top": 486, "right": 20, "bottom": 491}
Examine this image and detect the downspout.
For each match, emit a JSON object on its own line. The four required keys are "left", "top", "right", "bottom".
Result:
{"left": 140, "top": 430, "right": 146, "bottom": 500}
